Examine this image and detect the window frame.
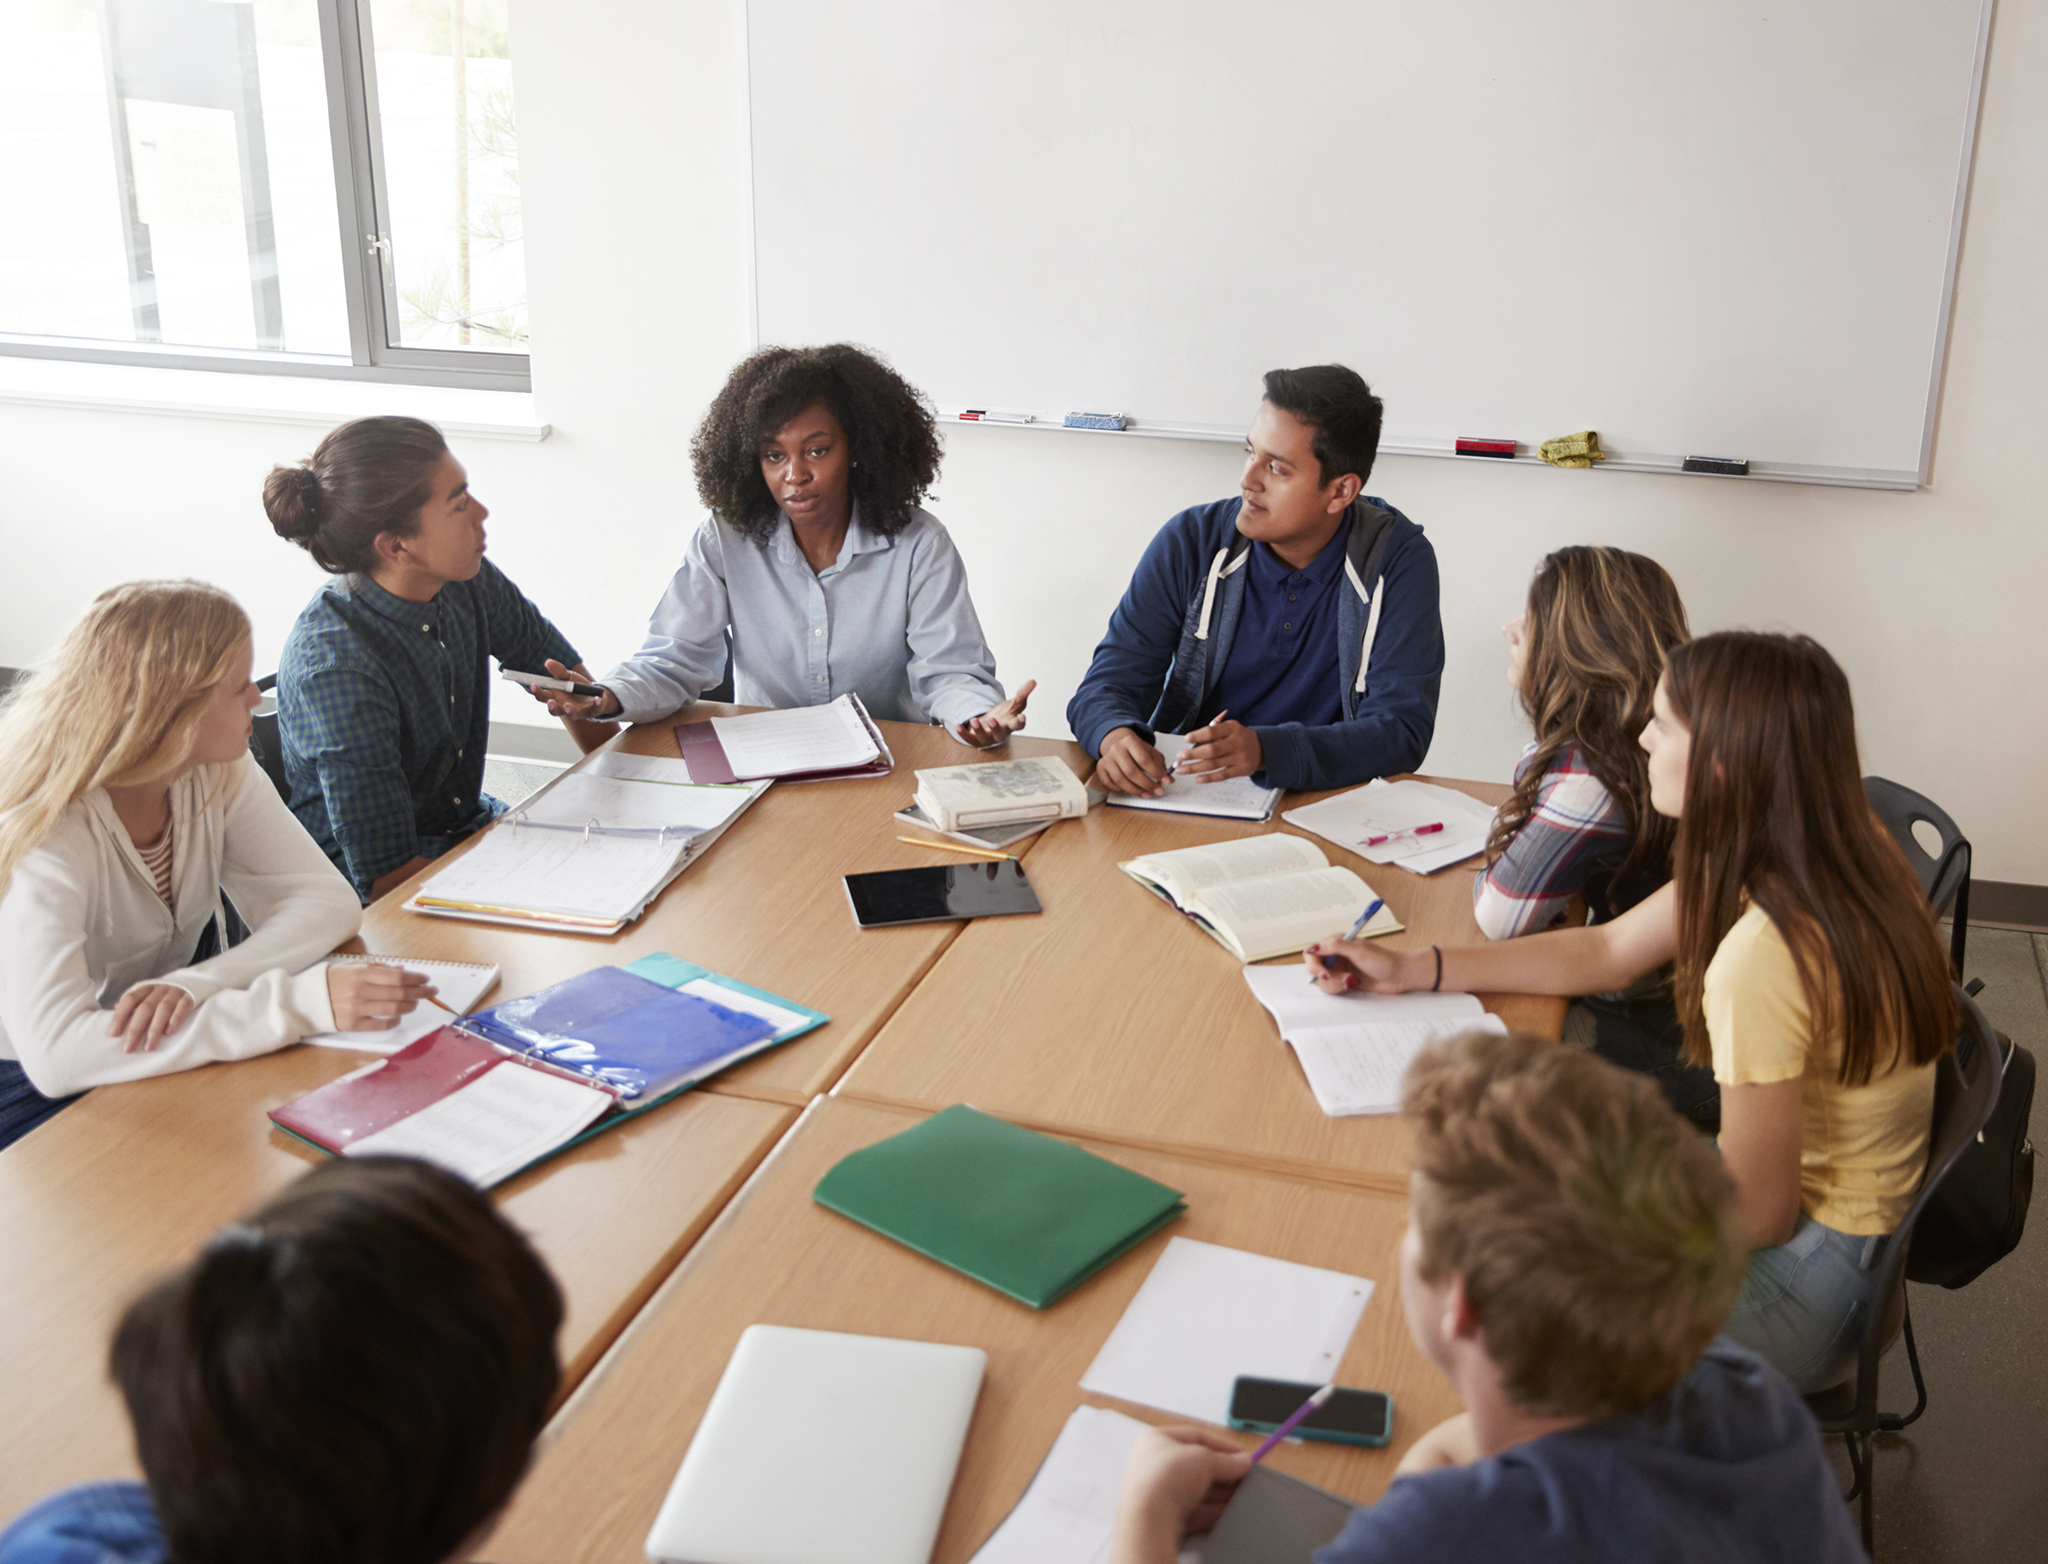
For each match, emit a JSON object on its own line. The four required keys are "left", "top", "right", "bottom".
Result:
{"left": 0, "top": 0, "right": 530, "bottom": 392}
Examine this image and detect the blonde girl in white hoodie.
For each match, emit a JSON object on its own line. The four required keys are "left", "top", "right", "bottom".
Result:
{"left": 0, "top": 582, "right": 427, "bottom": 1149}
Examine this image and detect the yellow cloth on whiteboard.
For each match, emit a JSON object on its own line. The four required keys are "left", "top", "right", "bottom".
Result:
{"left": 1538, "top": 430, "right": 1606, "bottom": 468}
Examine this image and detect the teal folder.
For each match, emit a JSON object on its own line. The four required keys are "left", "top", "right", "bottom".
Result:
{"left": 813, "top": 1105, "right": 1186, "bottom": 1309}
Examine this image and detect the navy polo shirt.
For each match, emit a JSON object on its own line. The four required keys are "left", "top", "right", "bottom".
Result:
{"left": 1204, "top": 528, "right": 1348, "bottom": 729}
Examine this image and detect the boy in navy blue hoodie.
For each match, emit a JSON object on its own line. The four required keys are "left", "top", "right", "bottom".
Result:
{"left": 1067, "top": 366, "right": 1443, "bottom": 794}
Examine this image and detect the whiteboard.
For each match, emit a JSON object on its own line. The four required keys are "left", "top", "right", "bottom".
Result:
{"left": 747, "top": 0, "right": 1990, "bottom": 488}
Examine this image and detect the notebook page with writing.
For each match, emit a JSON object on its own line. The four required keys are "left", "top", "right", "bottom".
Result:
{"left": 1104, "top": 734, "right": 1283, "bottom": 822}
{"left": 971, "top": 1406, "right": 1205, "bottom": 1564}
{"left": 303, "top": 958, "right": 500, "bottom": 1056}
{"left": 1288, "top": 1014, "right": 1510, "bottom": 1116}
{"left": 342, "top": 1062, "right": 612, "bottom": 1186}
{"left": 711, "top": 697, "right": 879, "bottom": 777}
{"left": 1241, "top": 965, "right": 1489, "bottom": 1034}
{"left": 1080, "top": 1237, "right": 1373, "bottom": 1424}
{"left": 1242, "top": 966, "right": 1504, "bottom": 1116}
{"left": 413, "top": 825, "right": 679, "bottom": 920}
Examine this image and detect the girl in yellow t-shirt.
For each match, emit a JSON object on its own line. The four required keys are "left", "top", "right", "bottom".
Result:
{"left": 1305, "top": 630, "right": 1957, "bottom": 1393}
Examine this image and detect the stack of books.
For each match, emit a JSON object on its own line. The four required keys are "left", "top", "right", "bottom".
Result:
{"left": 910, "top": 755, "right": 1087, "bottom": 838}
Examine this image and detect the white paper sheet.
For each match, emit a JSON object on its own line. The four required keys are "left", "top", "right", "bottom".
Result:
{"left": 1104, "top": 734, "right": 1283, "bottom": 821}
{"left": 1283, "top": 779, "right": 1496, "bottom": 875}
{"left": 343, "top": 1061, "right": 611, "bottom": 1187}
{"left": 1289, "top": 1014, "right": 1510, "bottom": 1115}
{"left": 971, "top": 1406, "right": 1203, "bottom": 1564}
{"left": 711, "top": 697, "right": 880, "bottom": 777}
{"left": 1079, "top": 1238, "right": 1373, "bottom": 1425}
{"left": 511, "top": 770, "right": 756, "bottom": 836}
{"left": 1242, "top": 965, "right": 1506, "bottom": 1115}
{"left": 302, "top": 958, "right": 500, "bottom": 1056}
{"left": 1241, "top": 964, "right": 1488, "bottom": 1035}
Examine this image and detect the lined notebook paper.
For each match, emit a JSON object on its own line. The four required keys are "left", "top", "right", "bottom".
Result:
{"left": 1242, "top": 964, "right": 1506, "bottom": 1115}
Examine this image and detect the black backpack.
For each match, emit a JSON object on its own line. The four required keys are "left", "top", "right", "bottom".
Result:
{"left": 1906, "top": 1022, "right": 2036, "bottom": 1289}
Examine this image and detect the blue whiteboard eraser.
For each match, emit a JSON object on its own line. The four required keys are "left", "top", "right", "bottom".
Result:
{"left": 1064, "top": 411, "right": 1128, "bottom": 431}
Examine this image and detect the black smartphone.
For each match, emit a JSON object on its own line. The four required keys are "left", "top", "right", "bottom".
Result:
{"left": 1227, "top": 1376, "right": 1393, "bottom": 1447}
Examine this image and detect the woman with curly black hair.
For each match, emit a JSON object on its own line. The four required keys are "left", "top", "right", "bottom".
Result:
{"left": 535, "top": 344, "right": 1035, "bottom": 743}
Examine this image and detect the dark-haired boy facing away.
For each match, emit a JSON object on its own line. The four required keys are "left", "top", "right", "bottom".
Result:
{"left": 1067, "top": 365, "right": 1444, "bottom": 796}
{"left": 0, "top": 1157, "right": 562, "bottom": 1564}
{"left": 1110, "top": 1031, "right": 1864, "bottom": 1564}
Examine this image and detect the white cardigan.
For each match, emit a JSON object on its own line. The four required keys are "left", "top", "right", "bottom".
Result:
{"left": 0, "top": 755, "right": 363, "bottom": 1097}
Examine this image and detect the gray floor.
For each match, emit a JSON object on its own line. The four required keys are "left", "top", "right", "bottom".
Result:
{"left": 481, "top": 755, "right": 566, "bottom": 811}
{"left": 1840, "top": 928, "right": 2048, "bottom": 1560}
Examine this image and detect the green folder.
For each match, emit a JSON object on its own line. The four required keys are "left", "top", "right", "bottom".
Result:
{"left": 813, "top": 1105, "right": 1187, "bottom": 1309}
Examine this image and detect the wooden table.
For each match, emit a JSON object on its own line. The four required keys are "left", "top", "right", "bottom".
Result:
{"left": 0, "top": 708, "right": 1075, "bottom": 1516}
{"left": 482, "top": 1096, "right": 1458, "bottom": 1564}
{"left": 837, "top": 778, "right": 1564, "bottom": 1192}
{"left": 0, "top": 1045, "right": 794, "bottom": 1518}
{"left": 363, "top": 709, "right": 1093, "bottom": 1106}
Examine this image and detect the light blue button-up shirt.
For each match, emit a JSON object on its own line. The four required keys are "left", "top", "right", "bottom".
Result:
{"left": 603, "top": 505, "right": 1007, "bottom": 731}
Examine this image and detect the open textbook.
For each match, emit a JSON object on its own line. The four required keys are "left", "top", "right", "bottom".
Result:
{"left": 1242, "top": 964, "right": 1508, "bottom": 1116}
{"left": 1120, "top": 833, "right": 1400, "bottom": 962}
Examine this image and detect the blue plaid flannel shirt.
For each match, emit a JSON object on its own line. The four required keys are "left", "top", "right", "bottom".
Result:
{"left": 277, "top": 563, "right": 579, "bottom": 900}
{"left": 1472, "top": 741, "right": 1639, "bottom": 938}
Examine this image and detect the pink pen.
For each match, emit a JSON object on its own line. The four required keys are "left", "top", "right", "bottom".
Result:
{"left": 1248, "top": 1384, "right": 1337, "bottom": 1462}
{"left": 1363, "top": 822, "right": 1443, "bottom": 847}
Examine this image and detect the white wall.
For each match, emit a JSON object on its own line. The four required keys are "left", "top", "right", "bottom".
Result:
{"left": 1, "top": 0, "right": 2042, "bottom": 883}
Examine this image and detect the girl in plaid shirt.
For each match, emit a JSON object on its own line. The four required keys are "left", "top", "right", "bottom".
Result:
{"left": 1475, "top": 548, "right": 1717, "bottom": 1126}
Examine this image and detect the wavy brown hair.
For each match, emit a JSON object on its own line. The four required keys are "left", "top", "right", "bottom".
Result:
{"left": 1485, "top": 547, "right": 1689, "bottom": 887}
{"left": 1405, "top": 1029, "right": 1742, "bottom": 1419}
{"left": 1666, "top": 632, "right": 1957, "bottom": 1084}
{"left": 689, "top": 344, "right": 942, "bottom": 543}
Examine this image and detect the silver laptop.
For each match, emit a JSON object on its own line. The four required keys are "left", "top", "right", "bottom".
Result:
{"left": 644, "top": 1325, "right": 987, "bottom": 1564}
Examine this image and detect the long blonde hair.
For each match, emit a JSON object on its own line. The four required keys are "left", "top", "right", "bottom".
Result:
{"left": 0, "top": 582, "right": 252, "bottom": 896}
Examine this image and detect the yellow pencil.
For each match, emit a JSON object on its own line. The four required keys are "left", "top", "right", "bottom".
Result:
{"left": 895, "top": 835, "right": 1017, "bottom": 862}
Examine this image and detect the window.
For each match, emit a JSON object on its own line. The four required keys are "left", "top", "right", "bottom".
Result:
{"left": 0, "top": 0, "right": 527, "bottom": 388}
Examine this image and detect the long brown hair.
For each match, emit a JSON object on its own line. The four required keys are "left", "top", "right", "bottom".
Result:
{"left": 1486, "top": 547, "right": 1689, "bottom": 885}
{"left": 1666, "top": 632, "right": 1956, "bottom": 1083}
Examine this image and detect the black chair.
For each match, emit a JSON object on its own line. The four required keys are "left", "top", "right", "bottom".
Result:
{"left": 700, "top": 629, "right": 737, "bottom": 704}
{"left": 1801, "top": 985, "right": 2004, "bottom": 1554}
{"left": 1864, "top": 777, "right": 1971, "bottom": 979}
{"left": 248, "top": 672, "right": 292, "bottom": 804}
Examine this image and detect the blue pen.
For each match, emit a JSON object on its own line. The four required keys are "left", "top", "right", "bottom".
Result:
{"left": 1345, "top": 898, "right": 1385, "bottom": 940}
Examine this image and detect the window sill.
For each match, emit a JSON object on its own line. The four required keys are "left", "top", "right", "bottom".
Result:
{"left": 0, "top": 356, "right": 549, "bottom": 441}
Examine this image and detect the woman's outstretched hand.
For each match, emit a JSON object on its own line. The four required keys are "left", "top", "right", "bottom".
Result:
{"left": 957, "top": 678, "right": 1037, "bottom": 748}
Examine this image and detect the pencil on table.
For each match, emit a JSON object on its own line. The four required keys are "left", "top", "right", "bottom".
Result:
{"left": 895, "top": 835, "right": 1017, "bottom": 862}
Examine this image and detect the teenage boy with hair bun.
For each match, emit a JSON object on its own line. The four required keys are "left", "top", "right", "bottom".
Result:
{"left": 1110, "top": 1030, "right": 1863, "bottom": 1564}
{"left": 0, "top": 1158, "right": 562, "bottom": 1564}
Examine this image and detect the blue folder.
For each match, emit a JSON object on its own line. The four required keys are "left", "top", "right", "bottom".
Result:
{"left": 461, "top": 965, "right": 779, "bottom": 1103}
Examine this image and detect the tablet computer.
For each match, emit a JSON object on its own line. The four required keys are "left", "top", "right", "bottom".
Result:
{"left": 843, "top": 861, "right": 1042, "bottom": 928}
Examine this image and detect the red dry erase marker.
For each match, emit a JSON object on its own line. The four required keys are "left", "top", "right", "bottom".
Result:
{"left": 1455, "top": 437, "right": 1517, "bottom": 458}
{"left": 958, "top": 410, "right": 985, "bottom": 421}
{"left": 1363, "top": 822, "right": 1444, "bottom": 847}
